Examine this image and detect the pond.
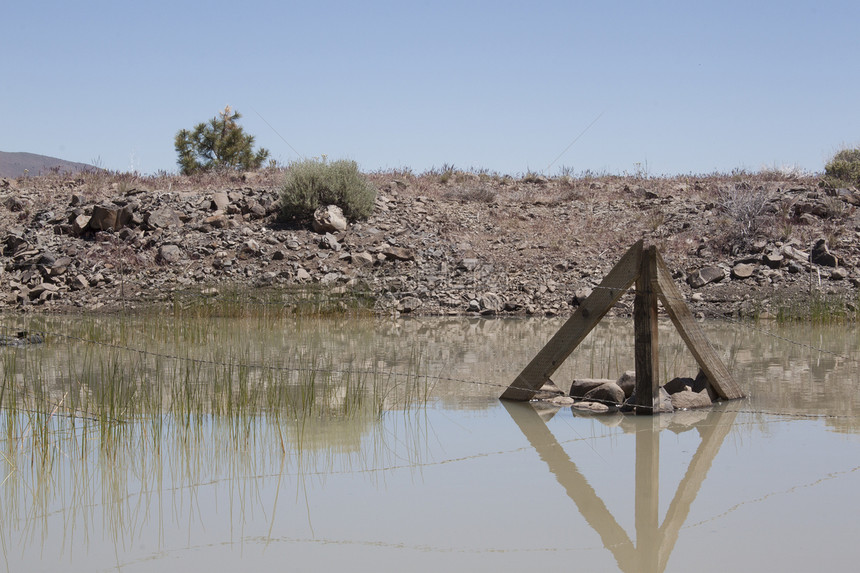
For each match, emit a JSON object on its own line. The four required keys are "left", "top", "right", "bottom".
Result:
{"left": 1, "top": 315, "right": 858, "bottom": 572}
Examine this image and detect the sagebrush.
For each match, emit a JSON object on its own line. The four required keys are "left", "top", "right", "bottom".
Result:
{"left": 280, "top": 159, "right": 376, "bottom": 220}
{"left": 824, "top": 147, "right": 860, "bottom": 188}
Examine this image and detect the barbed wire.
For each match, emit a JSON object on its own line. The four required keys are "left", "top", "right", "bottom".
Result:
{"left": 2, "top": 283, "right": 859, "bottom": 421}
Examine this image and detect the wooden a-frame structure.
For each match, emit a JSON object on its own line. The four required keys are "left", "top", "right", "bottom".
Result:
{"left": 503, "top": 401, "right": 738, "bottom": 571}
{"left": 500, "top": 240, "right": 745, "bottom": 411}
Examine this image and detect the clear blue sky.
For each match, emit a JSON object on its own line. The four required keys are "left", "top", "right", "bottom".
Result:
{"left": 2, "top": 0, "right": 858, "bottom": 176}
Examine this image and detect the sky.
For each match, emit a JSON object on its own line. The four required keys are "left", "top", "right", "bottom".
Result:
{"left": 2, "top": 0, "right": 858, "bottom": 177}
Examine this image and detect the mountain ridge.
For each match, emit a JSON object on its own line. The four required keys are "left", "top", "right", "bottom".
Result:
{"left": 0, "top": 151, "right": 100, "bottom": 178}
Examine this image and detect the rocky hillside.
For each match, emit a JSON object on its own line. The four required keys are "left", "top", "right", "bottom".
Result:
{"left": 0, "top": 151, "right": 99, "bottom": 178}
{"left": 1, "top": 168, "right": 859, "bottom": 319}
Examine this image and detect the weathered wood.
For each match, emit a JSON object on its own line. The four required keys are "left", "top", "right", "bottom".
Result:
{"left": 635, "top": 418, "right": 660, "bottom": 569}
{"left": 502, "top": 401, "right": 638, "bottom": 571}
{"left": 653, "top": 252, "right": 745, "bottom": 400}
{"left": 657, "top": 409, "right": 737, "bottom": 570}
{"left": 503, "top": 402, "right": 738, "bottom": 573}
{"left": 501, "top": 240, "right": 644, "bottom": 401}
{"left": 633, "top": 246, "right": 660, "bottom": 414}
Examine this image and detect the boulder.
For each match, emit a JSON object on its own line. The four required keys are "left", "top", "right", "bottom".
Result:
{"left": 480, "top": 292, "right": 504, "bottom": 312}
{"left": 89, "top": 205, "right": 124, "bottom": 231}
{"left": 146, "top": 208, "right": 181, "bottom": 229}
{"left": 616, "top": 371, "right": 636, "bottom": 398}
{"left": 810, "top": 238, "right": 838, "bottom": 267}
{"left": 312, "top": 205, "right": 348, "bottom": 233}
{"left": 663, "top": 376, "right": 698, "bottom": 394}
{"left": 583, "top": 382, "right": 625, "bottom": 404}
{"left": 763, "top": 252, "right": 784, "bottom": 269}
{"left": 731, "top": 263, "right": 755, "bottom": 280}
{"left": 664, "top": 371, "right": 716, "bottom": 398}
{"left": 569, "top": 378, "right": 614, "bottom": 398}
{"left": 211, "top": 191, "right": 230, "bottom": 211}
{"left": 687, "top": 266, "right": 725, "bottom": 288}
{"left": 157, "top": 244, "right": 183, "bottom": 264}
{"left": 72, "top": 214, "right": 91, "bottom": 235}
{"left": 670, "top": 388, "right": 713, "bottom": 410}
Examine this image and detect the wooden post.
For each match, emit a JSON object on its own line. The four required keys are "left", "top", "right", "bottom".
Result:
{"left": 633, "top": 245, "right": 660, "bottom": 414}
{"left": 501, "top": 240, "right": 644, "bottom": 401}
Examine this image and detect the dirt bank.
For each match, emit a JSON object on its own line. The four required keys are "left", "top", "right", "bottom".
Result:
{"left": 2, "top": 168, "right": 859, "bottom": 320}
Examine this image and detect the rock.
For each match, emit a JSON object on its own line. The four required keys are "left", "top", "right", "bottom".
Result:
{"left": 157, "top": 244, "right": 183, "bottom": 264}
{"left": 50, "top": 256, "right": 72, "bottom": 276}
{"left": 72, "top": 214, "right": 91, "bottom": 235}
{"left": 663, "top": 376, "right": 697, "bottom": 394}
{"left": 572, "top": 287, "right": 593, "bottom": 306}
{"left": 616, "top": 371, "right": 636, "bottom": 398}
{"left": 480, "top": 292, "right": 504, "bottom": 312}
{"left": 731, "top": 263, "right": 755, "bottom": 280}
{"left": 688, "top": 266, "right": 725, "bottom": 288}
{"left": 70, "top": 274, "right": 89, "bottom": 290}
{"left": 583, "top": 382, "right": 625, "bottom": 404}
{"left": 535, "top": 379, "right": 564, "bottom": 399}
{"left": 146, "top": 208, "right": 181, "bottom": 229}
{"left": 312, "top": 205, "right": 348, "bottom": 233}
{"left": 295, "top": 267, "right": 311, "bottom": 281}
{"left": 571, "top": 401, "right": 611, "bottom": 413}
{"left": 351, "top": 251, "right": 374, "bottom": 267}
{"left": 240, "top": 239, "right": 262, "bottom": 256}
{"left": 570, "top": 378, "right": 614, "bottom": 398}
{"left": 398, "top": 296, "right": 423, "bottom": 312}
{"left": 212, "top": 192, "right": 230, "bottom": 211}
{"left": 466, "top": 299, "right": 481, "bottom": 312}
{"left": 670, "top": 388, "right": 713, "bottom": 410}
{"left": 830, "top": 267, "right": 848, "bottom": 280}
{"left": 810, "top": 238, "right": 838, "bottom": 267}
{"left": 320, "top": 233, "right": 341, "bottom": 251}
{"left": 657, "top": 387, "right": 674, "bottom": 413}
{"left": 4, "top": 196, "right": 25, "bottom": 212}
{"left": 549, "top": 396, "right": 575, "bottom": 406}
{"left": 763, "top": 252, "right": 784, "bottom": 269}
{"left": 89, "top": 205, "right": 122, "bottom": 231}
{"left": 382, "top": 246, "right": 415, "bottom": 261}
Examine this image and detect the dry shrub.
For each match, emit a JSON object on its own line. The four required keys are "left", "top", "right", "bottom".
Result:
{"left": 714, "top": 183, "right": 774, "bottom": 251}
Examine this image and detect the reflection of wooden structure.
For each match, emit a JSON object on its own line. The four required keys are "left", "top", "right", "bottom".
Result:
{"left": 500, "top": 240, "right": 744, "bottom": 411}
{"left": 503, "top": 401, "right": 738, "bottom": 572}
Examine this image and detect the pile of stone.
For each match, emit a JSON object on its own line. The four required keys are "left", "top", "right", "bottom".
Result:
{"left": 533, "top": 369, "right": 720, "bottom": 414}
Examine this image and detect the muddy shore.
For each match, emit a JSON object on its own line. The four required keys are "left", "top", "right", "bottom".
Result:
{"left": 2, "top": 168, "right": 859, "bottom": 320}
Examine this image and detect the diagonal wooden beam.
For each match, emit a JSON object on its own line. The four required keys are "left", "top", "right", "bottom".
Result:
{"left": 657, "top": 409, "right": 738, "bottom": 570}
{"left": 653, "top": 252, "right": 745, "bottom": 400}
{"left": 501, "top": 401, "right": 639, "bottom": 572}
{"left": 501, "top": 240, "right": 644, "bottom": 401}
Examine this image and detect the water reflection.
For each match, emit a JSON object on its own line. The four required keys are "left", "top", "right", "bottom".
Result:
{"left": 504, "top": 401, "right": 737, "bottom": 573}
{"left": 2, "top": 315, "right": 860, "bottom": 571}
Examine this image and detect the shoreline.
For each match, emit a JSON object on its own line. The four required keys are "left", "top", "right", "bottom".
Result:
{"left": 2, "top": 168, "right": 859, "bottom": 322}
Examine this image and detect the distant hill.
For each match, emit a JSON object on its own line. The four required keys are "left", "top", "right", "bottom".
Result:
{"left": 0, "top": 151, "right": 100, "bottom": 178}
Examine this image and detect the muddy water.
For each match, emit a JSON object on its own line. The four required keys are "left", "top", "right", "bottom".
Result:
{"left": 1, "top": 316, "right": 859, "bottom": 572}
